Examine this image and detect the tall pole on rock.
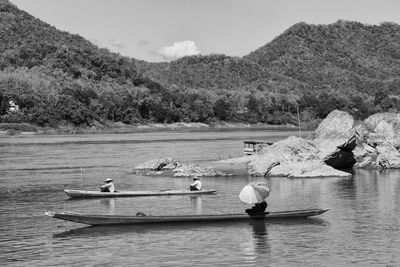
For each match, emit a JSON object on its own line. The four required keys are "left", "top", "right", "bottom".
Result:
{"left": 297, "top": 106, "right": 302, "bottom": 138}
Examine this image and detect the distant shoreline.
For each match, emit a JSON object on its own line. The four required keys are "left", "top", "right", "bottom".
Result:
{"left": 0, "top": 122, "right": 313, "bottom": 136}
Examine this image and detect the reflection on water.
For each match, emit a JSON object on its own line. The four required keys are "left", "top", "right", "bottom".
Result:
{"left": 1, "top": 131, "right": 400, "bottom": 266}
{"left": 250, "top": 220, "right": 270, "bottom": 255}
{"left": 100, "top": 199, "right": 115, "bottom": 214}
{"left": 189, "top": 196, "right": 202, "bottom": 214}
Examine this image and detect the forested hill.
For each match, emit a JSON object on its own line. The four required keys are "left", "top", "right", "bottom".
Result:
{"left": 1, "top": 0, "right": 400, "bottom": 129}
{"left": 0, "top": 0, "right": 176, "bottom": 127}
{"left": 244, "top": 21, "right": 400, "bottom": 96}
{"left": 138, "top": 20, "right": 400, "bottom": 122}
{"left": 0, "top": 0, "right": 138, "bottom": 82}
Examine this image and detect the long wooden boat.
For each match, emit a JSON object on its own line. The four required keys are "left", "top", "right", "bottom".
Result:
{"left": 45, "top": 208, "right": 329, "bottom": 226}
{"left": 64, "top": 189, "right": 217, "bottom": 198}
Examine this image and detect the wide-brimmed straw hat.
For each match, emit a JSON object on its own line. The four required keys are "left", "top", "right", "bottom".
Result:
{"left": 105, "top": 178, "right": 113, "bottom": 182}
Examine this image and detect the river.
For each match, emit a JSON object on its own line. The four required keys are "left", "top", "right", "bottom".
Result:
{"left": 0, "top": 129, "right": 399, "bottom": 266}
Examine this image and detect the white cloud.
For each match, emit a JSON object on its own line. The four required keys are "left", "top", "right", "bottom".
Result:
{"left": 157, "top": 40, "right": 200, "bottom": 61}
{"left": 109, "top": 38, "right": 125, "bottom": 49}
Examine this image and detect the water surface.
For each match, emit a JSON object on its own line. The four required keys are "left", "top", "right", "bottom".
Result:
{"left": 0, "top": 130, "right": 399, "bottom": 266}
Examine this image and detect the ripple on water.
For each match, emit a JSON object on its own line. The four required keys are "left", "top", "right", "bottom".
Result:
{"left": 1, "top": 132, "right": 400, "bottom": 266}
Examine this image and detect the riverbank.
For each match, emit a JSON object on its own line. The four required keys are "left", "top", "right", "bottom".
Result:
{"left": 0, "top": 121, "right": 314, "bottom": 136}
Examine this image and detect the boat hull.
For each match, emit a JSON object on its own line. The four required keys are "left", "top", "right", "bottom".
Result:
{"left": 64, "top": 189, "right": 217, "bottom": 198}
{"left": 46, "top": 209, "right": 329, "bottom": 226}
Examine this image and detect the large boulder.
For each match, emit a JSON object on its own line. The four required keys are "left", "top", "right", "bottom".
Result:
{"left": 364, "top": 113, "right": 400, "bottom": 148}
{"left": 246, "top": 136, "right": 350, "bottom": 177}
{"left": 312, "top": 110, "right": 357, "bottom": 169}
{"left": 247, "top": 136, "right": 320, "bottom": 176}
{"left": 313, "top": 110, "right": 354, "bottom": 140}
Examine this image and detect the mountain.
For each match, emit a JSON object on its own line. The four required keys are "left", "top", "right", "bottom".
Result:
{"left": 0, "top": 0, "right": 138, "bottom": 81}
{"left": 0, "top": 0, "right": 174, "bottom": 127}
{"left": 1, "top": 0, "right": 399, "bottom": 128}
{"left": 138, "top": 20, "right": 400, "bottom": 120}
{"left": 244, "top": 20, "right": 400, "bottom": 96}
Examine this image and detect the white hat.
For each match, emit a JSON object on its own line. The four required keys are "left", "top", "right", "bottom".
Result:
{"left": 105, "top": 178, "right": 113, "bottom": 182}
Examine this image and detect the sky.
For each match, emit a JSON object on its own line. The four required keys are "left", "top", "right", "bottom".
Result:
{"left": 9, "top": 0, "right": 400, "bottom": 62}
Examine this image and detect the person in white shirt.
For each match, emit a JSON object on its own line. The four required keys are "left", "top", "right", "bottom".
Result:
{"left": 189, "top": 177, "right": 202, "bottom": 191}
{"left": 100, "top": 178, "right": 115, "bottom": 193}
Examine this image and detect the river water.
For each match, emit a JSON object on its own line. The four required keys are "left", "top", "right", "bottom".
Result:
{"left": 0, "top": 129, "right": 399, "bottom": 266}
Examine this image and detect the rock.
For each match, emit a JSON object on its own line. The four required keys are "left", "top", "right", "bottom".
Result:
{"left": 173, "top": 164, "right": 232, "bottom": 177}
{"left": 311, "top": 111, "right": 357, "bottom": 170}
{"left": 364, "top": 113, "right": 400, "bottom": 147}
{"left": 375, "top": 145, "right": 400, "bottom": 168}
{"left": 353, "top": 144, "right": 375, "bottom": 160}
{"left": 322, "top": 135, "right": 357, "bottom": 170}
{"left": 133, "top": 158, "right": 179, "bottom": 171}
{"left": 323, "top": 148, "right": 356, "bottom": 169}
{"left": 268, "top": 160, "right": 351, "bottom": 178}
{"left": 162, "top": 163, "right": 178, "bottom": 170}
{"left": 218, "top": 111, "right": 400, "bottom": 175}
{"left": 264, "top": 162, "right": 280, "bottom": 177}
{"left": 354, "top": 157, "right": 379, "bottom": 168}
{"left": 313, "top": 110, "right": 354, "bottom": 140}
{"left": 247, "top": 136, "right": 321, "bottom": 176}
{"left": 337, "top": 135, "right": 357, "bottom": 152}
{"left": 236, "top": 110, "right": 358, "bottom": 177}
{"left": 364, "top": 113, "right": 400, "bottom": 132}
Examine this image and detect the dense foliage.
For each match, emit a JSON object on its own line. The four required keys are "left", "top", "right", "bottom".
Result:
{"left": 1, "top": 0, "right": 399, "bottom": 128}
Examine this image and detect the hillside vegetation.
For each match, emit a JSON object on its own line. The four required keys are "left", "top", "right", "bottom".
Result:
{"left": 1, "top": 0, "right": 400, "bottom": 129}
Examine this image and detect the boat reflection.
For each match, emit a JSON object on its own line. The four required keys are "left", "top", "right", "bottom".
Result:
{"left": 52, "top": 217, "right": 328, "bottom": 239}
{"left": 189, "top": 196, "right": 202, "bottom": 214}
{"left": 100, "top": 198, "right": 115, "bottom": 214}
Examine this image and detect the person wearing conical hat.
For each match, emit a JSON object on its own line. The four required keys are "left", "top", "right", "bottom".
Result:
{"left": 100, "top": 177, "right": 115, "bottom": 193}
{"left": 189, "top": 176, "right": 202, "bottom": 191}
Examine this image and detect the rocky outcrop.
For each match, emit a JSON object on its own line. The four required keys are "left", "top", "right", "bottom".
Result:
{"left": 173, "top": 164, "right": 232, "bottom": 177}
{"left": 135, "top": 111, "right": 400, "bottom": 179}
{"left": 247, "top": 136, "right": 321, "bottom": 176}
{"left": 312, "top": 110, "right": 357, "bottom": 170}
{"left": 133, "top": 158, "right": 180, "bottom": 171}
{"left": 352, "top": 113, "right": 400, "bottom": 168}
{"left": 375, "top": 145, "right": 400, "bottom": 168}
{"left": 133, "top": 158, "right": 232, "bottom": 177}
{"left": 219, "top": 110, "right": 400, "bottom": 177}
{"left": 363, "top": 113, "right": 400, "bottom": 148}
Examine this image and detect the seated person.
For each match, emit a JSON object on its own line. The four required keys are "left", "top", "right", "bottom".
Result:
{"left": 189, "top": 177, "right": 202, "bottom": 191}
{"left": 245, "top": 200, "right": 268, "bottom": 216}
{"left": 100, "top": 178, "right": 115, "bottom": 193}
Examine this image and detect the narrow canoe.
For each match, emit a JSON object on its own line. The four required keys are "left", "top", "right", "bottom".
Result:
{"left": 45, "top": 208, "right": 329, "bottom": 226}
{"left": 64, "top": 189, "right": 217, "bottom": 198}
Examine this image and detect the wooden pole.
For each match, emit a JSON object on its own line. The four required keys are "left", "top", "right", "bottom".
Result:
{"left": 297, "top": 106, "right": 302, "bottom": 138}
